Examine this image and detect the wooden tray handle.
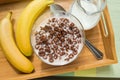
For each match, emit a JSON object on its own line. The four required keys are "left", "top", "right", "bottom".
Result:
{"left": 99, "top": 6, "right": 117, "bottom": 60}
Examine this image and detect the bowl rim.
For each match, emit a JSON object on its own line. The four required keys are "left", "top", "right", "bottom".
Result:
{"left": 30, "top": 11, "right": 86, "bottom": 66}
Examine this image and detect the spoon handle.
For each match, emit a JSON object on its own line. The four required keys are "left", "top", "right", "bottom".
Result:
{"left": 85, "top": 39, "right": 103, "bottom": 60}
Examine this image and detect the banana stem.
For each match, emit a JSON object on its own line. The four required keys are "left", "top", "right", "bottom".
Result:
{"left": 47, "top": 0, "right": 54, "bottom": 5}
{"left": 6, "top": 12, "right": 12, "bottom": 19}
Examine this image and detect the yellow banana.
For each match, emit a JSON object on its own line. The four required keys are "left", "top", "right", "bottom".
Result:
{"left": 15, "top": 0, "right": 54, "bottom": 56}
{"left": 0, "top": 12, "right": 34, "bottom": 73}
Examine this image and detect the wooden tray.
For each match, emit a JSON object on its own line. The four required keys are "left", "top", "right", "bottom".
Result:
{"left": 0, "top": 0, "right": 118, "bottom": 79}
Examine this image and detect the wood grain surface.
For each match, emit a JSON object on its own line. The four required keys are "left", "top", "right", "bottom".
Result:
{"left": 0, "top": 0, "right": 118, "bottom": 79}
{"left": 0, "top": 0, "right": 21, "bottom": 4}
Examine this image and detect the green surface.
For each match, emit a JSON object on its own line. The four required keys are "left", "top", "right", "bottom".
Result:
{"left": 36, "top": 76, "right": 120, "bottom": 80}
{"left": 59, "top": 0, "right": 120, "bottom": 78}
{"left": 96, "top": 0, "right": 120, "bottom": 77}
{"left": 75, "top": 68, "right": 96, "bottom": 77}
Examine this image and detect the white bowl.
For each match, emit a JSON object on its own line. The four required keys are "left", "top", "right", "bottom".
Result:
{"left": 31, "top": 11, "right": 85, "bottom": 66}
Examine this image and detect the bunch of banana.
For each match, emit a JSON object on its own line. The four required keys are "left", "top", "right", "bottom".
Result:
{"left": 0, "top": 0, "right": 54, "bottom": 73}
{"left": 15, "top": 0, "right": 54, "bottom": 56}
{"left": 0, "top": 12, "right": 34, "bottom": 73}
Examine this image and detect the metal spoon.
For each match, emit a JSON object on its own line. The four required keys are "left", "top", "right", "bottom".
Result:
{"left": 50, "top": 4, "right": 103, "bottom": 60}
